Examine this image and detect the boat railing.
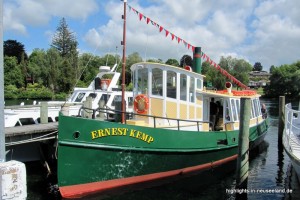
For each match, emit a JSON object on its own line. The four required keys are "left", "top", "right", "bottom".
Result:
{"left": 284, "top": 103, "right": 300, "bottom": 152}
{"left": 5, "top": 102, "right": 83, "bottom": 109}
{"left": 80, "top": 106, "right": 212, "bottom": 131}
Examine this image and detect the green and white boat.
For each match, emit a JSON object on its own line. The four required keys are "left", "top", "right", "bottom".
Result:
{"left": 57, "top": 1, "right": 268, "bottom": 199}
{"left": 57, "top": 60, "right": 268, "bottom": 198}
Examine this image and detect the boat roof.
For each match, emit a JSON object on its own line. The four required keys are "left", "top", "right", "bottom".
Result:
{"left": 131, "top": 62, "right": 205, "bottom": 79}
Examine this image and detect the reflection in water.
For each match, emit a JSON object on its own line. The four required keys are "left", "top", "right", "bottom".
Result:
{"left": 276, "top": 140, "right": 284, "bottom": 186}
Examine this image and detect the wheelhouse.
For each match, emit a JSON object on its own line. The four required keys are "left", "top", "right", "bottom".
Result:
{"left": 130, "top": 62, "right": 264, "bottom": 131}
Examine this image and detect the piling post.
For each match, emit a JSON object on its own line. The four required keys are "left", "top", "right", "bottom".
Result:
{"left": 40, "top": 102, "right": 48, "bottom": 124}
{"left": 278, "top": 96, "right": 285, "bottom": 145}
{"left": 98, "top": 100, "right": 105, "bottom": 118}
{"left": 61, "top": 104, "right": 70, "bottom": 116}
{"left": 83, "top": 97, "right": 93, "bottom": 118}
{"left": 236, "top": 98, "right": 251, "bottom": 194}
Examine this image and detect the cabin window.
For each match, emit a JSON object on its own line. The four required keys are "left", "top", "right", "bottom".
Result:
{"left": 196, "top": 79, "right": 202, "bottom": 89}
{"left": 88, "top": 93, "right": 97, "bottom": 99}
{"left": 128, "top": 97, "right": 133, "bottom": 108}
{"left": 251, "top": 99, "right": 258, "bottom": 117}
{"left": 167, "top": 71, "right": 177, "bottom": 99}
{"left": 180, "top": 74, "right": 187, "bottom": 101}
{"left": 254, "top": 99, "right": 261, "bottom": 117}
{"left": 99, "top": 94, "right": 110, "bottom": 104}
{"left": 111, "top": 95, "right": 122, "bottom": 106}
{"left": 236, "top": 99, "right": 240, "bottom": 119}
{"left": 257, "top": 100, "right": 262, "bottom": 116}
{"left": 152, "top": 68, "right": 163, "bottom": 96}
{"left": 74, "top": 92, "right": 86, "bottom": 102}
{"left": 224, "top": 99, "right": 231, "bottom": 121}
{"left": 231, "top": 99, "right": 238, "bottom": 121}
{"left": 189, "top": 77, "right": 195, "bottom": 102}
{"left": 136, "top": 68, "right": 148, "bottom": 94}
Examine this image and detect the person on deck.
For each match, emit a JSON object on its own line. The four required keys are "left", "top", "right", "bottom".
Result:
{"left": 210, "top": 98, "right": 219, "bottom": 131}
{"left": 261, "top": 103, "right": 267, "bottom": 119}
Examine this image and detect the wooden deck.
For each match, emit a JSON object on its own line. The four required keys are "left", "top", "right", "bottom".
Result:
{"left": 5, "top": 122, "right": 58, "bottom": 145}
{"left": 5, "top": 122, "right": 58, "bottom": 136}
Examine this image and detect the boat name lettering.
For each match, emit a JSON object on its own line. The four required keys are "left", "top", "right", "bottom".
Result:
{"left": 91, "top": 128, "right": 154, "bottom": 144}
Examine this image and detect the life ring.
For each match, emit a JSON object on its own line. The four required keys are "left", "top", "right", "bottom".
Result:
{"left": 134, "top": 94, "right": 149, "bottom": 114}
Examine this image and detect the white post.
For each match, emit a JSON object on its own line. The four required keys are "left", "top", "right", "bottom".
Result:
{"left": 0, "top": 2, "right": 27, "bottom": 199}
{"left": 0, "top": 0, "right": 5, "bottom": 163}
{"left": 0, "top": 161, "right": 27, "bottom": 199}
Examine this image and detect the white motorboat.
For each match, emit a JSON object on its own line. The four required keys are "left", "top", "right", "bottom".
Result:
{"left": 283, "top": 103, "right": 300, "bottom": 180}
{"left": 4, "top": 64, "right": 133, "bottom": 127}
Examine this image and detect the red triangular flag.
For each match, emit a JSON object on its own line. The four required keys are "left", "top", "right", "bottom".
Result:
{"left": 171, "top": 33, "right": 175, "bottom": 40}
{"left": 139, "top": 13, "right": 143, "bottom": 20}
{"left": 188, "top": 44, "right": 191, "bottom": 49}
{"left": 177, "top": 37, "right": 181, "bottom": 43}
{"left": 192, "top": 46, "right": 195, "bottom": 52}
{"left": 159, "top": 26, "right": 163, "bottom": 32}
{"left": 165, "top": 30, "right": 169, "bottom": 37}
{"left": 146, "top": 17, "right": 150, "bottom": 24}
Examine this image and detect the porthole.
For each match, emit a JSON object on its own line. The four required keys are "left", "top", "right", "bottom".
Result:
{"left": 73, "top": 131, "right": 80, "bottom": 139}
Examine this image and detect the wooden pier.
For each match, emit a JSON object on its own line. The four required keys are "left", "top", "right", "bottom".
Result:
{"left": 5, "top": 122, "right": 58, "bottom": 146}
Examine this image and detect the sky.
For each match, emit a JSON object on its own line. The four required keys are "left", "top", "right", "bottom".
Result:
{"left": 3, "top": 0, "right": 300, "bottom": 71}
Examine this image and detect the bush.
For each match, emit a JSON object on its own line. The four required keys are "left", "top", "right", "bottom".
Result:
{"left": 4, "top": 85, "right": 19, "bottom": 99}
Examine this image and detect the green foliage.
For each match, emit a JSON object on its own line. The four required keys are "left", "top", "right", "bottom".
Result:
{"left": 165, "top": 59, "right": 179, "bottom": 66}
{"left": 253, "top": 62, "right": 263, "bottom": 71}
{"left": 5, "top": 83, "right": 54, "bottom": 99}
{"left": 264, "top": 61, "right": 300, "bottom": 98}
{"left": 202, "top": 56, "right": 252, "bottom": 90}
{"left": 4, "top": 40, "right": 28, "bottom": 63}
{"left": 146, "top": 58, "right": 163, "bottom": 63}
{"left": 4, "top": 85, "right": 19, "bottom": 99}
{"left": 51, "top": 18, "right": 78, "bottom": 58}
{"left": 4, "top": 56, "right": 24, "bottom": 87}
{"left": 180, "top": 55, "right": 192, "bottom": 67}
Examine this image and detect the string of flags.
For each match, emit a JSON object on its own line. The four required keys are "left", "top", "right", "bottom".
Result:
{"left": 127, "top": 4, "right": 249, "bottom": 89}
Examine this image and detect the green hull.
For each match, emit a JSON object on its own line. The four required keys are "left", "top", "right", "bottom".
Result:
{"left": 57, "top": 114, "right": 268, "bottom": 198}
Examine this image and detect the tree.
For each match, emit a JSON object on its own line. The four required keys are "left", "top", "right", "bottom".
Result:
{"left": 165, "top": 59, "right": 179, "bottom": 66}
{"left": 51, "top": 18, "right": 78, "bottom": 58}
{"left": 51, "top": 18, "right": 81, "bottom": 87}
{"left": 253, "top": 62, "right": 263, "bottom": 71}
{"left": 4, "top": 40, "right": 28, "bottom": 64}
{"left": 269, "top": 65, "right": 276, "bottom": 73}
{"left": 180, "top": 55, "right": 192, "bottom": 67}
{"left": 264, "top": 61, "right": 300, "bottom": 98}
{"left": 4, "top": 56, "right": 24, "bottom": 88}
{"left": 44, "top": 48, "right": 62, "bottom": 93}
{"left": 218, "top": 56, "right": 252, "bottom": 89}
{"left": 28, "top": 49, "right": 46, "bottom": 85}
{"left": 202, "top": 61, "right": 226, "bottom": 89}
{"left": 125, "top": 52, "right": 143, "bottom": 85}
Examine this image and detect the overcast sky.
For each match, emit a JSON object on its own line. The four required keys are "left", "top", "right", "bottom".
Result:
{"left": 3, "top": 0, "right": 300, "bottom": 71}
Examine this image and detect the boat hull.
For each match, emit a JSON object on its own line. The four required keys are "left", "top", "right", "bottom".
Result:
{"left": 57, "top": 115, "right": 268, "bottom": 198}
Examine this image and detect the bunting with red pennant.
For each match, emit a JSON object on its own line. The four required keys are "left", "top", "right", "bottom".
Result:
{"left": 127, "top": 4, "right": 249, "bottom": 89}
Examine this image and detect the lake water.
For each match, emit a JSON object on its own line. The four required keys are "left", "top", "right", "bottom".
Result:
{"left": 24, "top": 98, "right": 300, "bottom": 199}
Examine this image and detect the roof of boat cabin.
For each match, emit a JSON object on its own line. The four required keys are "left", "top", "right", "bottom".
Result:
{"left": 131, "top": 62, "right": 205, "bottom": 79}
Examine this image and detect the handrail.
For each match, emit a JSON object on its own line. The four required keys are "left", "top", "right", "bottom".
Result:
{"left": 5, "top": 102, "right": 83, "bottom": 109}
{"left": 284, "top": 103, "right": 300, "bottom": 151}
{"left": 80, "top": 106, "right": 211, "bottom": 130}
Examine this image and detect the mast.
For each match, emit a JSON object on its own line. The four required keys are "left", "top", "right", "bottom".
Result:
{"left": 121, "top": 0, "right": 127, "bottom": 123}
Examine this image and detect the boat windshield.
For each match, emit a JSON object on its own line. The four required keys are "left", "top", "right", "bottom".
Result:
{"left": 74, "top": 92, "right": 86, "bottom": 102}
{"left": 134, "top": 67, "right": 148, "bottom": 95}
